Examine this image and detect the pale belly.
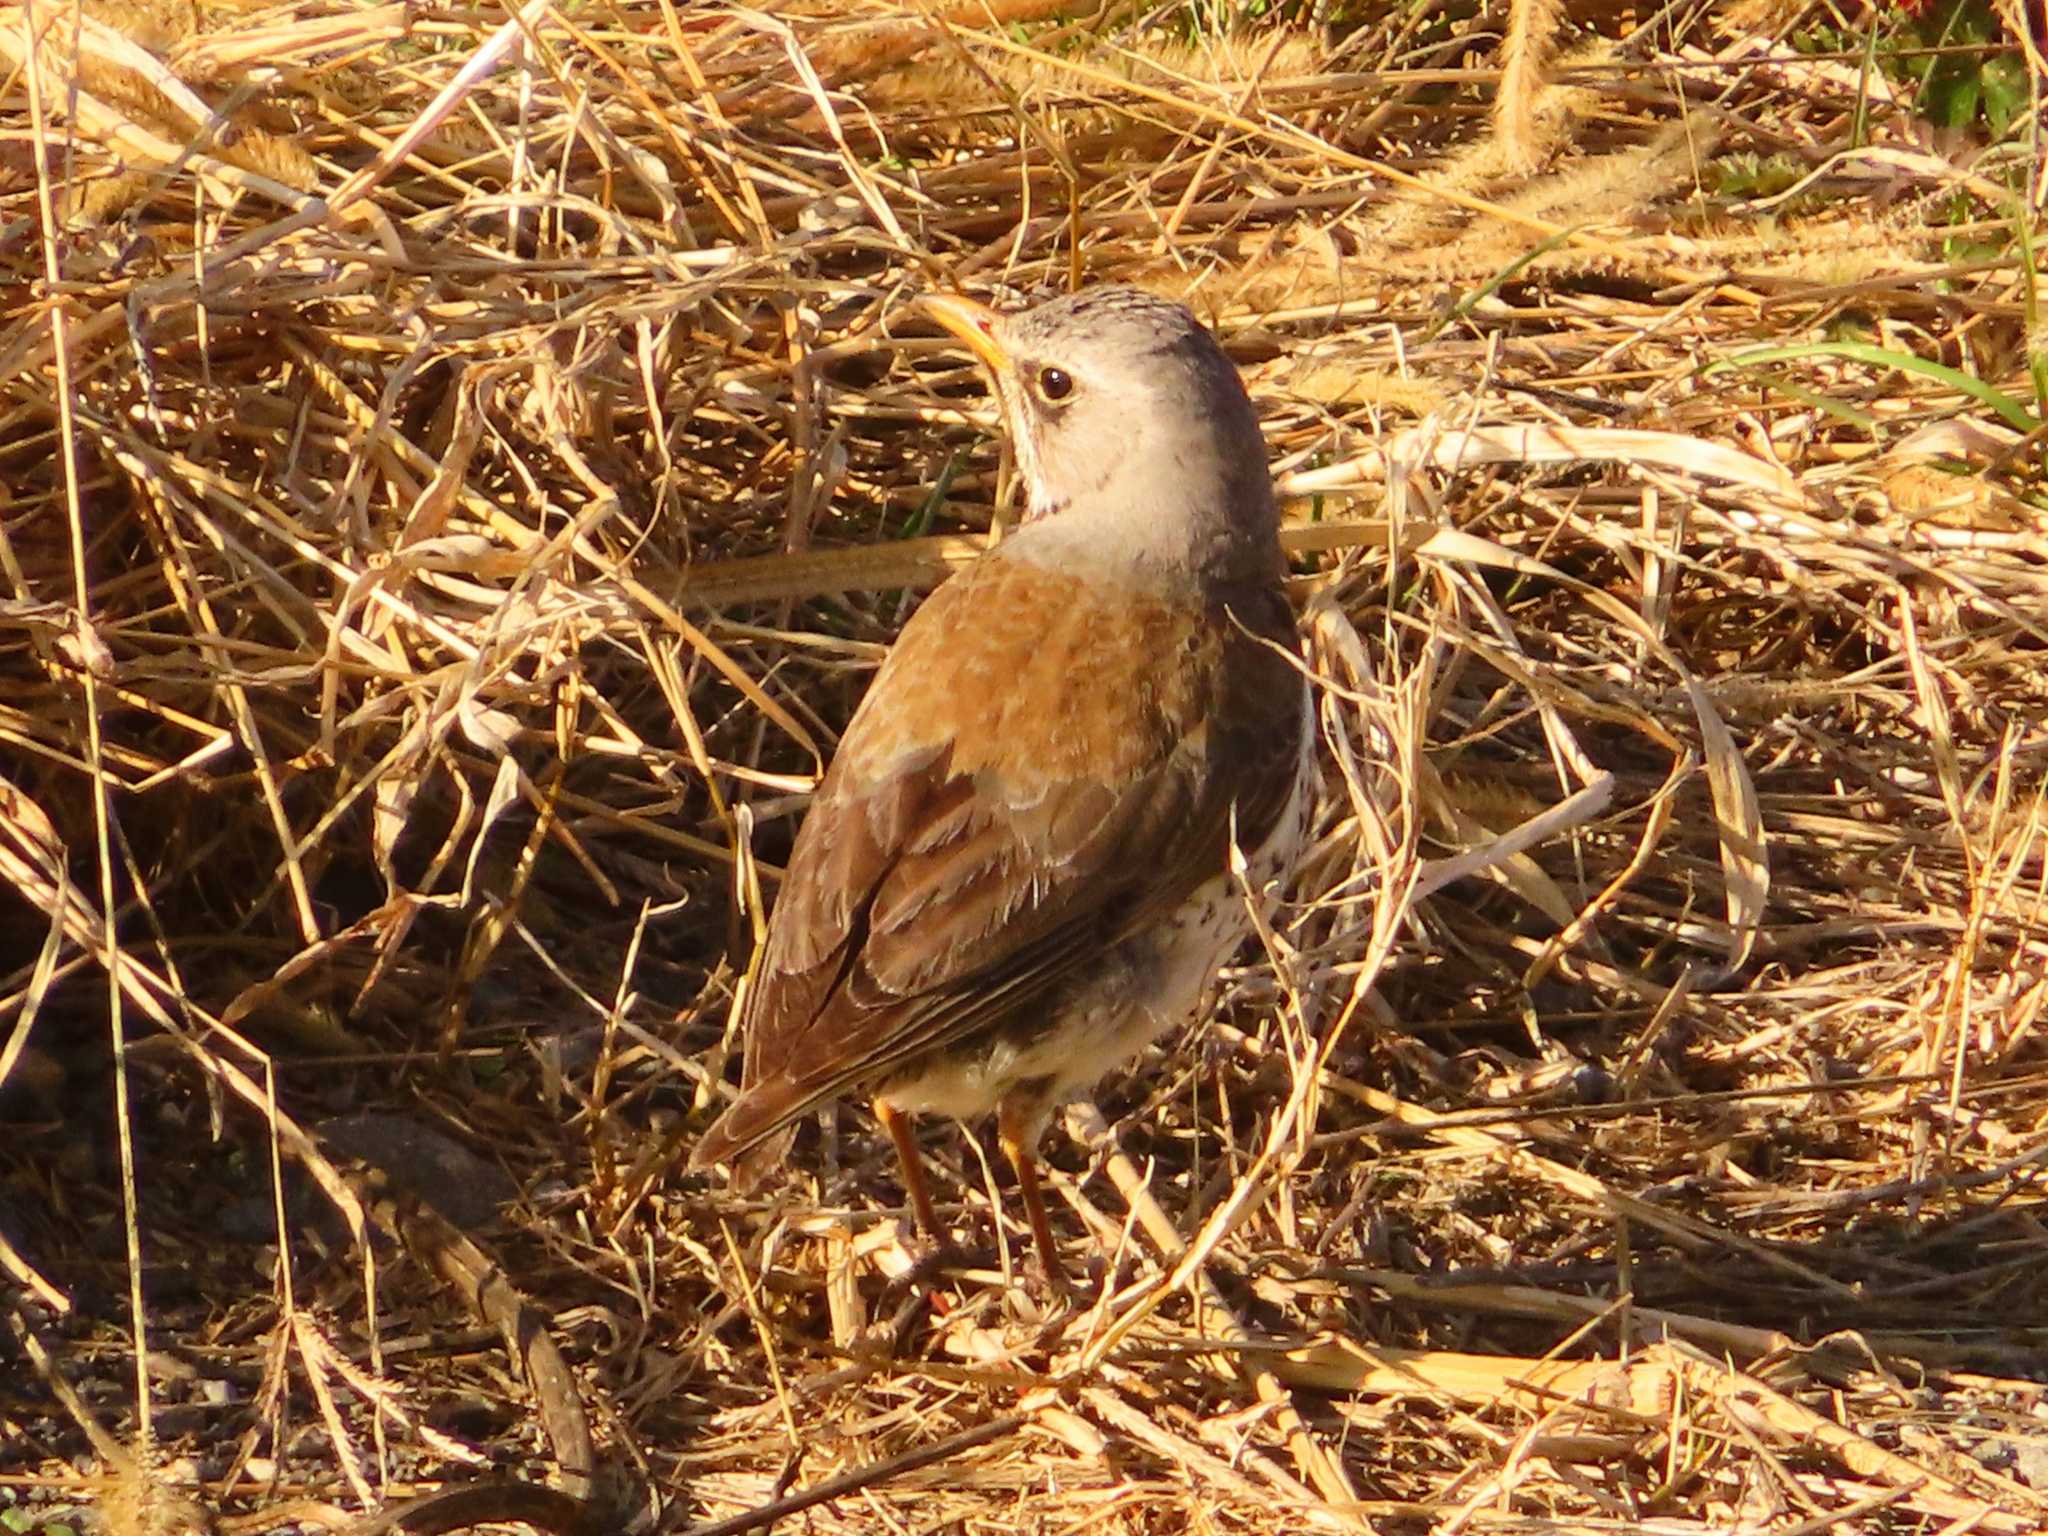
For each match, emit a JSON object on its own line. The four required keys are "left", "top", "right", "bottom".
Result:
{"left": 876, "top": 687, "right": 1316, "bottom": 1133}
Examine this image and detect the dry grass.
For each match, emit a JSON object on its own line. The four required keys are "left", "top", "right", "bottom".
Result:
{"left": 3, "top": 0, "right": 2047, "bottom": 1532}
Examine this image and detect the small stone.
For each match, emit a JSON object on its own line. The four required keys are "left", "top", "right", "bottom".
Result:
{"left": 318, "top": 1111, "right": 519, "bottom": 1230}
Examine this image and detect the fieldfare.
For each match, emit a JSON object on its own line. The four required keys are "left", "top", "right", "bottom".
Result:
{"left": 689, "top": 285, "right": 1314, "bottom": 1285}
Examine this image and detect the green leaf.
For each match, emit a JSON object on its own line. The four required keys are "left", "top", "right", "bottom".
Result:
{"left": 1711, "top": 340, "right": 2040, "bottom": 432}
{"left": 900, "top": 454, "right": 956, "bottom": 540}
{"left": 1923, "top": 58, "right": 1983, "bottom": 128}
{"left": 1979, "top": 55, "right": 2029, "bottom": 135}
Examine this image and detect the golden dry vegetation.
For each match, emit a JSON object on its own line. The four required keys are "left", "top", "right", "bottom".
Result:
{"left": 2, "top": 0, "right": 2046, "bottom": 1532}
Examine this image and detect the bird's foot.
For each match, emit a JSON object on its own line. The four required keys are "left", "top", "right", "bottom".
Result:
{"left": 1030, "top": 1251, "right": 1077, "bottom": 1307}
{"left": 885, "top": 1232, "right": 983, "bottom": 1300}
{"left": 883, "top": 1235, "right": 1081, "bottom": 1318}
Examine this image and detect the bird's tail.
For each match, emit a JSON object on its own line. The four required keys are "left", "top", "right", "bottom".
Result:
{"left": 687, "top": 1076, "right": 811, "bottom": 1187}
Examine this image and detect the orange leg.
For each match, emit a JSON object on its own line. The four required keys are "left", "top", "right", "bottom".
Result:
{"left": 997, "top": 1097, "right": 1068, "bottom": 1294}
{"left": 875, "top": 1099, "right": 942, "bottom": 1240}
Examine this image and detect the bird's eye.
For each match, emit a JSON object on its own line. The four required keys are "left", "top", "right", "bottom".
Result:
{"left": 1035, "top": 366, "right": 1074, "bottom": 402}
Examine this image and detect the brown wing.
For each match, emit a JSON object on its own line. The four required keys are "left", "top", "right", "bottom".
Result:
{"left": 688, "top": 555, "right": 1302, "bottom": 1168}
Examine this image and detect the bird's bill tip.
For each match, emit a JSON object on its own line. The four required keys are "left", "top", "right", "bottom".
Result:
{"left": 923, "top": 292, "right": 1009, "bottom": 373}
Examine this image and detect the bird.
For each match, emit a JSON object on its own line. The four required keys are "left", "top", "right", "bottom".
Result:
{"left": 688, "top": 285, "right": 1314, "bottom": 1287}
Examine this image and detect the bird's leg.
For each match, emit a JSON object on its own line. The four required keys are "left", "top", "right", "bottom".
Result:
{"left": 872, "top": 1100, "right": 978, "bottom": 1316}
{"left": 874, "top": 1098, "right": 943, "bottom": 1241}
{"left": 997, "top": 1095, "right": 1069, "bottom": 1295}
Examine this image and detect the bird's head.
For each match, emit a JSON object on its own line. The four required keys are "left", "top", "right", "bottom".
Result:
{"left": 924, "top": 286, "right": 1278, "bottom": 585}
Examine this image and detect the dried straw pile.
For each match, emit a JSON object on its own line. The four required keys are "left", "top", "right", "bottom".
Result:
{"left": 3, "top": 0, "right": 2046, "bottom": 1531}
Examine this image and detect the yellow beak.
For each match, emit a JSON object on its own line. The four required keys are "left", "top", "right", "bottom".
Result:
{"left": 923, "top": 293, "right": 1009, "bottom": 375}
